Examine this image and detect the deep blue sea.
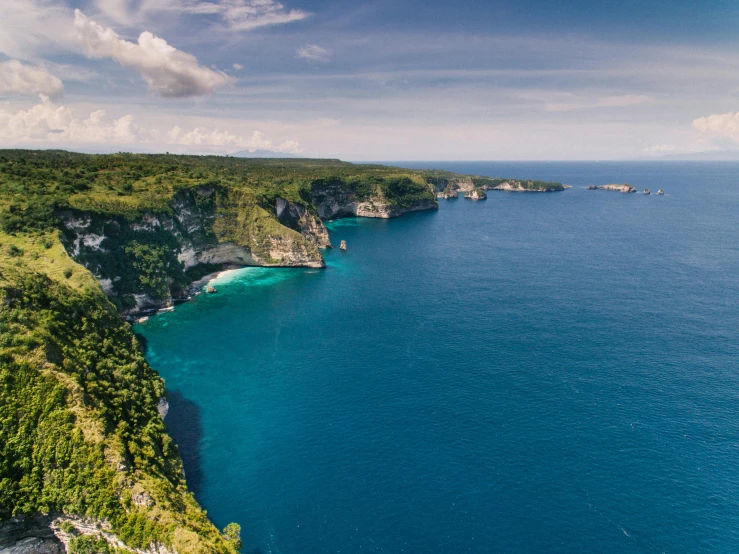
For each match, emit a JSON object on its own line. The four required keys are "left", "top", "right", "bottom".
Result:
{"left": 136, "top": 162, "right": 739, "bottom": 553}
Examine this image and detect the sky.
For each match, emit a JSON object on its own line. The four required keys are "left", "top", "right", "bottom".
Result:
{"left": 2, "top": 0, "right": 739, "bottom": 160}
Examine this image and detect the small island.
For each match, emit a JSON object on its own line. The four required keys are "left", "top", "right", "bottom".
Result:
{"left": 589, "top": 184, "right": 637, "bottom": 193}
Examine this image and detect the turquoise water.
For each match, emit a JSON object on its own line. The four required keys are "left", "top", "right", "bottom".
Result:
{"left": 137, "top": 162, "right": 739, "bottom": 553}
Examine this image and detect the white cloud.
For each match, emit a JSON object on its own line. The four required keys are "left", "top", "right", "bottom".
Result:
{"left": 181, "top": 0, "right": 310, "bottom": 32}
{"left": 0, "top": 0, "right": 77, "bottom": 59}
{"left": 0, "top": 60, "right": 64, "bottom": 100}
{"left": 0, "top": 97, "right": 301, "bottom": 153}
{"left": 233, "top": 63, "right": 244, "bottom": 70}
{"left": 167, "top": 127, "right": 302, "bottom": 152}
{"left": 74, "top": 9, "right": 235, "bottom": 98}
{"left": 0, "top": 97, "right": 142, "bottom": 145}
{"left": 692, "top": 111, "right": 739, "bottom": 142}
{"left": 296, "top": 44, "right": 331, "bottom": 63}
{"left": 94, "top": 0, "right": 310, "bottom": 31}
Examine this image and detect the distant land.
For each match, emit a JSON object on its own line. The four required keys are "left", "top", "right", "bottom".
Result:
{"left": 654, "top": 151, "right": 739, "bottom": 161}
{"left": 231, "top": 149, "right": 299, "bottom": 158}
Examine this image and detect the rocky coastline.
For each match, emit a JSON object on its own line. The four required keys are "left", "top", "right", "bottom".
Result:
{"left": 588, "top": 184, "right": 637, "bottom": 193}
{"left": 61, "top": 183, "right": 438, "bottom": 317}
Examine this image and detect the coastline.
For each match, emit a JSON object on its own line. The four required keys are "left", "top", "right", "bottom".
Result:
{"left": 190, "top": 267, "right": 244, "bottom": 290}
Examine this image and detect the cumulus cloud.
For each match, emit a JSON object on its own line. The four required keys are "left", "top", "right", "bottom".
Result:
{"left": 692, "top": 111, "right": 739, "bottom": 142}
{"left": 0, "top": 60, "right": 64, "bottom": 99}
{"left": 0, "top": 97, "right": 142, "bottom": 145}
{"left": 74, "top": 9, "right": 234, "bottom": 98}
{"left": 296, "top": 44, "right": 331, "bottom": 63}
{"left": 0, "top": 97, "right": 301, "bottom": 153}
{"left": 167, "top": 127, "right": 302, "bottom": 153}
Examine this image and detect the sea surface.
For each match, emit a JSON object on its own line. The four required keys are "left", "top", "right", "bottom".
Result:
{"left": 136, "top": 162, "right": 739, "bottom": 553}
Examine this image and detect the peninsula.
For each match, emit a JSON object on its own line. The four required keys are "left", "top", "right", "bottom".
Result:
{"left": 0, "top": 150, "right": 564, "bottom": 553}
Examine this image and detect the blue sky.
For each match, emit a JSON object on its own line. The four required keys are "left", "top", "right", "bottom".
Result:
{"left": 1, "top": 0, "right": 739, "bottom": 159}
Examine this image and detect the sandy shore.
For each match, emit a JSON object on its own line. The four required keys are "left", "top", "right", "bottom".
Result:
{"left": 189, "top": 266, "right": 243, "bottom": 290}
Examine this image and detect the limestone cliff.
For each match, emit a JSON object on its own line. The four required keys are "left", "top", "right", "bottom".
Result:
{"left": 309, "top": 176, "right": 438, "bottom": 219}
{"left": 59, "top": 185, "right": 326, "bottom": 315}
{"left": 596, "top": 184, "right": 637, "bottom": 193}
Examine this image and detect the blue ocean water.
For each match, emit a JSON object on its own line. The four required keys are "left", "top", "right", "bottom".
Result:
{"left": 137, "top": 162, "right": 739, "bottom": 553}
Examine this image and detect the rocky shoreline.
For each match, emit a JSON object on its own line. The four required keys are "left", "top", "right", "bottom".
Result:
{"left": 588, "top": 184, "right": 637, "bottom": 193}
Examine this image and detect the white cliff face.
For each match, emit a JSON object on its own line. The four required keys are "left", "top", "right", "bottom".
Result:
{"left": 60, "top": 187, "right": 327, "bottom": 315}
{"left": 599, "top": 184, "right": 637, "bottom": 193}
{"left": 312, "top": 194, "right": 436, "bottom": 220}
{"left": 193, "top": 242, "right": 257, "bottom": 267}
{"left": 157, "top": 398, "right": 169, "bottom": 419}
{"left": 275, "top": 198, "right": 331, "bottom": 247}
{"left": 82, "top": 234, "right": 106, "bottom": 249}
{"left": 130, "top": 215, "right": 162, "bottom": 232}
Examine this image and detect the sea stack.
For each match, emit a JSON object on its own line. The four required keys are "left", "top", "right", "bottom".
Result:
{"left": 206, "top": 286, "right": 217, "bottom": 293}
{"left": 340, "top": 240, "right": 347, "bottom": 251}
{"left": 644, "top": 188, "right": 651, "bottom": 195}
{"left": 657, "top": 189, "right": 664, "bottom": 195}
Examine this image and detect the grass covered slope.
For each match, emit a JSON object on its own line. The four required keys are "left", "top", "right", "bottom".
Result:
{"left": 0, "top": 233, "right": 240, "bottom": 552}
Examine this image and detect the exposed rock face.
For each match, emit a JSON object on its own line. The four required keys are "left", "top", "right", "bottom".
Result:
{"left": 0, "top": 517, "right": 63, "bottom": 554}
{"left": 464, "top": 188, "right": 487, "bottom": 200}
{"left": 59, "top": 186, "right": 325, "bottom": 315}
{"left": 157, "top": 397, "right": 169, "bottom": 419}
{"left": 488, "top": 181, "right": 529, "bottom": 192}
{"left": 180, "top": 242, "right": 256, "bottom": 269}
{"left": 309, "top": 181, "right": 437, "bottom": 220}
{"left": 0, "top": 516, "right": 177, "bottom": 554}
{"left": 597, "top": 184, "right": 637, "bottom": 193}
{"left": 481, "top": 180, "right": 562, "bottom": 192}
{"left": 275, "top": 197, "right": 331, "bottom": 247}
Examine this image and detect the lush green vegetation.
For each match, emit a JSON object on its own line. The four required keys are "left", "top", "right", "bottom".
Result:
{"left": 421, "top": 168, "right": 565, "bottom": 192}
{"left": 0, "top": 151, "right": 438, "bottom": 308}
{"left": 0, "top": 150, "right": 445, "bottom": 551}
{"left": 0, "top": 150, "right": 435, "bottom": 235}
{"left": 0, "top": 150, "right": 561, "bottom": 551}
{"left": 0, "top": 247, "right": 239, "bottom": 551}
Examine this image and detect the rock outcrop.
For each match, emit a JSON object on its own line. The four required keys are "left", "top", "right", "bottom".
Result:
{"left": 464, "top": 188, "right": 487, "bottom": 200}
{"left": 309, "top": 178, "right": 437, "bottom": 219}
{"left": 275, "top": 197, "right": 331, "bottom": 247}
{"left": 596, "top": 184, "right": 637, "bottom": 193}
{"left": 0, "top": 517, "right": 63, "bottom": 554}
{"left": 59, "top": 186, "right": 326, "bottom": 315}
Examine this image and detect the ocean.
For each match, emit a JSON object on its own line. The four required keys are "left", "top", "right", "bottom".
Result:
{"left": 136, "top": 162, "right": 739, "bottom": 553}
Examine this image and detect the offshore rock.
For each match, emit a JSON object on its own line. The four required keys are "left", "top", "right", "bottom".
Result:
{"left": 464, "top": 188, "right": 487, "bottom": 201}
{"left": 597, "top": 184, "right": 637, "bottom": 193}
